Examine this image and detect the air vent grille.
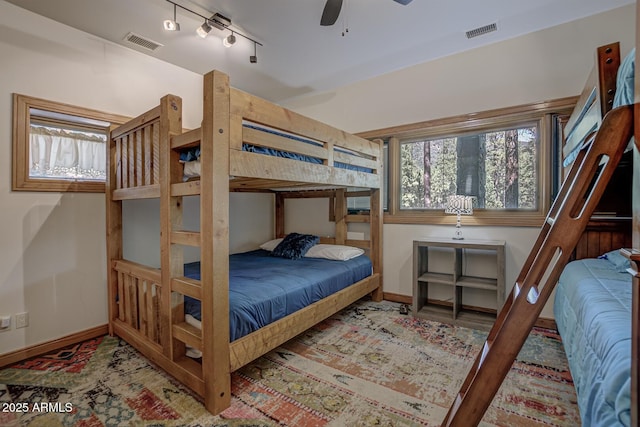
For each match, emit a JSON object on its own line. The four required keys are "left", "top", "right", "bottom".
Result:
{"left": 466, "top": 23, "right": 497, "bottom": 39}
{"left": 123, "top": 32, "right": 163, "bottom": 51}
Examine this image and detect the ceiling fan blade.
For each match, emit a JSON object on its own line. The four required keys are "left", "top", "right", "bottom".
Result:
{"left": 393, "top": 0, "right": 413, "bottom": 4}
{"left": 321, "top": 0, "right": 343, "bottom": 26}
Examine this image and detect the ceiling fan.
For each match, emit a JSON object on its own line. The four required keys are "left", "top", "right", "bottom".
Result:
{"left": 320, "top": 0, "right": 413, "bottom": 26}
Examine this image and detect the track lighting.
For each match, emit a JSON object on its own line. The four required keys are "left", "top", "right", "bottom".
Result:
{"left": 223, "top": 33, "right": 236, "bottom": 48}
{"left": 197, "top": 20, "right": 212, "bottom": 38}
{"left": 162, "top": 0, "right": 262, "bottom": 63}
{"left": 163, "top": 3, "right": 180, "bottom": 31}
{"left": 250, "top": 42, "right": 258, "bottom": 63}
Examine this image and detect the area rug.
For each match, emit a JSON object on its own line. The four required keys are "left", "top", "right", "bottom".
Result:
{"left": 0, "top": 300, "right": 579, "bottom": 426}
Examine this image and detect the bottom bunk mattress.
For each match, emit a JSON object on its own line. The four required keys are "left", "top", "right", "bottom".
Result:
{"left": 183, "top": 249, "right": 372, "bottom": 342}
{"left": 554, "top": 254, "right": 632, "bottom": 426}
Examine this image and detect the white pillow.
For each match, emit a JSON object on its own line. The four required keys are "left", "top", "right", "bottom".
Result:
{"left": 259, "top": 239, "right": 364, "bottom": 261}
{"left": 259, "top": 238, "right": 283, "bottom": 251}
{"left": 304, "top": 244, "right": 364, "bottom": 261}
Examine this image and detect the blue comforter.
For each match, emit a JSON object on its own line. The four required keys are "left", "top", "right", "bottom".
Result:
{"left": 183, "top": 249, "right": 372, "bottom": 341}
{"left": 554, "top": 256, "right": 632, "bottom": 426}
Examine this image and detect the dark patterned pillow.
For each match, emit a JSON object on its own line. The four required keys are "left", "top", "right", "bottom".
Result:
{"left": 271, "top": 233, "right": 319, "bottom": 260}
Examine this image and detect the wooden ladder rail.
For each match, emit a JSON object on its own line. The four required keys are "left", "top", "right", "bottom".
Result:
{"left": 441, "top": 104, "right": 634, "bottom": 427}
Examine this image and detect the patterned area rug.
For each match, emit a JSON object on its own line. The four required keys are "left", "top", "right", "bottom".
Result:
{"left": 0, "top": 300, "right": 579, "bottom": 426}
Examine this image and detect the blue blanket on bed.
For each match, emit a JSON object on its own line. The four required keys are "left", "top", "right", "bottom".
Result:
{"left": 183, "top": 249, "right": 372, "bottom": 341}
{"left": 554, "top": 256, "right": 632, "bottom": 426}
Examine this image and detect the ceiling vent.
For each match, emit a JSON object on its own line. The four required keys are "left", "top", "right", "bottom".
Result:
{"left": 466, "top": 23, "right": 497, "bottom": 39}
{"left": 123, "top": 32, "right": 163, "bottom": 51}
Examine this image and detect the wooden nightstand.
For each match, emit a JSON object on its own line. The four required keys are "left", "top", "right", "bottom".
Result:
{"left": 413, "top": 238, "right": 506, "bottom": 330}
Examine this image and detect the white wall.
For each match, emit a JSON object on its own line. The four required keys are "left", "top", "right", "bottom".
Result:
{"left": 284, "top": 4, "right": 636, "bottom": 318}
{"left": 0, "top": 1, "right": 273, "bottom": 355}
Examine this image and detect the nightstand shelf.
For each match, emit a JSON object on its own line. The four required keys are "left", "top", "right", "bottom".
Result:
{"left": 412, "top": 238, "right": 506, "bottom": 330}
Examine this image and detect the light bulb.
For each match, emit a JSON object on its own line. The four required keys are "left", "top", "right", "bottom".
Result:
{"left": 223, "top": 34, "right": 236, "bottom": 48}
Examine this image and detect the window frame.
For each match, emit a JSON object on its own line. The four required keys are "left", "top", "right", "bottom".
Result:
{"left": 357, "top": 97, "right": 577, "bottom": 227}
{"left": 12, "top": 94, "right": 129, "bottom": 193}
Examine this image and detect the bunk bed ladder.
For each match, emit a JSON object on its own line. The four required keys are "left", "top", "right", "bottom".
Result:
{"left": 153, "top": 93, "right": 211, "bottom": 395}
{"left": 441, "top": 104, "right": 634, "bottom": 426}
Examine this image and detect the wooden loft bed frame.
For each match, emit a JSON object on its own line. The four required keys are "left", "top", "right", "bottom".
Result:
{"left": 105, "top": 70, "right": 384, "bottom": 414}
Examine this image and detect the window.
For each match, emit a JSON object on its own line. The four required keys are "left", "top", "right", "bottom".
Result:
{"left": 358, "top": 98, "right": 576, "bottom": 226}
{"left": 400, "top": 124, "right": 538, "bottom": 210}
{"left": 13, "top": 94, "right": 129, "bottom": 192}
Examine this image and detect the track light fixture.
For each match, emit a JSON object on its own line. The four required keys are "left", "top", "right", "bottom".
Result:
{"left": 223, "top": 33, "right": 236, "bottom": 48}
{"left": 163, "top": 3, "right": 180, "bottom": 31}
{"left": 250, "top": 42, "right": 258, "bottom": 63}
{"left": 162, "top": 0, "right": 262, "bottom": 64}
{"left": 196, "top": 20, "right": 212, "bottom": 38}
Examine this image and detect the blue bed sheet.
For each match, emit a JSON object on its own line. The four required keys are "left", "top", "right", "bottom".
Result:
{"left": 554, "top": 257, "right": 632, "bottom": 426}
{"left": 183, "top": 249, "right": 372, "bottom": 341}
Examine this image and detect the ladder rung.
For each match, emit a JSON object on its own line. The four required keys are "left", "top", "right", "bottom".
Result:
{"left": 172, "top": 181, "right": 201, "bottom": 196}
{"left": 171, "top": 231, "right": 201, "bottom": 247}
{"left": 171, "top": 128, "right": 201, "bottom": 150}
{"left": 172, "top": 276, "right": 202, "bottom": 300}
{"left": 173, "top": 322, "right": 202, "bottom": 349}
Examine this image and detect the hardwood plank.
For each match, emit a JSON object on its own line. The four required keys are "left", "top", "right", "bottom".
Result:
{"left": 136, "top": 129, "right": 143, "bottom": 187}
{"left": 158, "top": 94, "right": 184, "bottom": 361}
{"left": 172, "top": 276, "right": 202, "bottom": 300}
{"left": 201, "top": 70, "right": 232, "bottom": 414}
{"left": 171, "top": 181, "right": 201, "bottom": 196}
{"left": 111, "top": 106, "right": 161, "bottom": 139}
{"left": 144, "top": 126, "right": 152, "bottom": 186}
{"left": 153, "top": 122, "right": 160, "bottom": 185}
{"left": 112, "top": 185, "right": 160, "bottom": 200}
{"left": 230, "top": 151, "right": 380, "bottom": 188}
{"left": 113, "top": 259, "right": 161, "bottom": 283}
{"left": 171, "top": 128, "right": 201, "bottom": 150}
{"left": 173, "top": 322, "right": 202, "bottom": 349}
{"left": 171, "top": 231, "right": 201, "bottom": 247}
{"left": 244, "top": 126, "right": 329, "bottom": 159}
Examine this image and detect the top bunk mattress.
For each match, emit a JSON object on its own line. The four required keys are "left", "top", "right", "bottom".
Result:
{"left": 553, "top": 255, "right": 632, "bottom": 426}
{"left": 180, "top": 123, "right": 373, "bottom": 178}
{"left": 183, "top": 249, "right": 373, "bottom": 341}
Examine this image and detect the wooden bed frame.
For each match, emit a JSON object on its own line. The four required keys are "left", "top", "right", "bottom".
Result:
{"left": 105, "top": 70, "right": 384, "bottom": 414}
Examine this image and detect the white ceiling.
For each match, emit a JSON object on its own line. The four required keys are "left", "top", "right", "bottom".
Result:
{"left": 6, "top": 0, "right": 635, "bottom": 103}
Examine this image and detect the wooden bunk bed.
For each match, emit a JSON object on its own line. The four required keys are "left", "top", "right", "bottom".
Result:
{"left": 442, "top": 40, "right": 638, "bottom": 426}
{"left": 105, "top": 70, "right": 384, "bottom": 414}
{"left": 553, "top": 41, "right": 637, "bottom": 427}
{"left": 563, "top": 42, "right": 633, "bottom": 258}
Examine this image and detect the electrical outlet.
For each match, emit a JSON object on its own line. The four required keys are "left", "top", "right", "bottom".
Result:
{"left": 0, "top": 315, "right": 10, "bottom": 330}
{"left": 15, "top": 312, "right": 28, "bottom": 329}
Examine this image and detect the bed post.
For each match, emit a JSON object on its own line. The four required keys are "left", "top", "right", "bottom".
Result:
{"left": 106, "top": 127, "right": 122, "bottom": 336}
{"left": 201, "top": 70, "right": 231, "bottom": 414}
{"left": 275, "top": 192, "right": 285, "bottom": 237}
{"left": 370, "top": 187, "right": 383, "bottom": 302}
{"left": 159, "top": 94, "right": 184, "bottom": 358}
{"left": 335, "top": 189, "right": 347, "bottom": 244}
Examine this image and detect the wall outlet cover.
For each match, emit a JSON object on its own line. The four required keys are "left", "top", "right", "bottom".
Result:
{"left": 15, "top": 312, "right": 28, "bottom": 329}
{"left": 0, "top": 315, "right": 10, "bottom": 329}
